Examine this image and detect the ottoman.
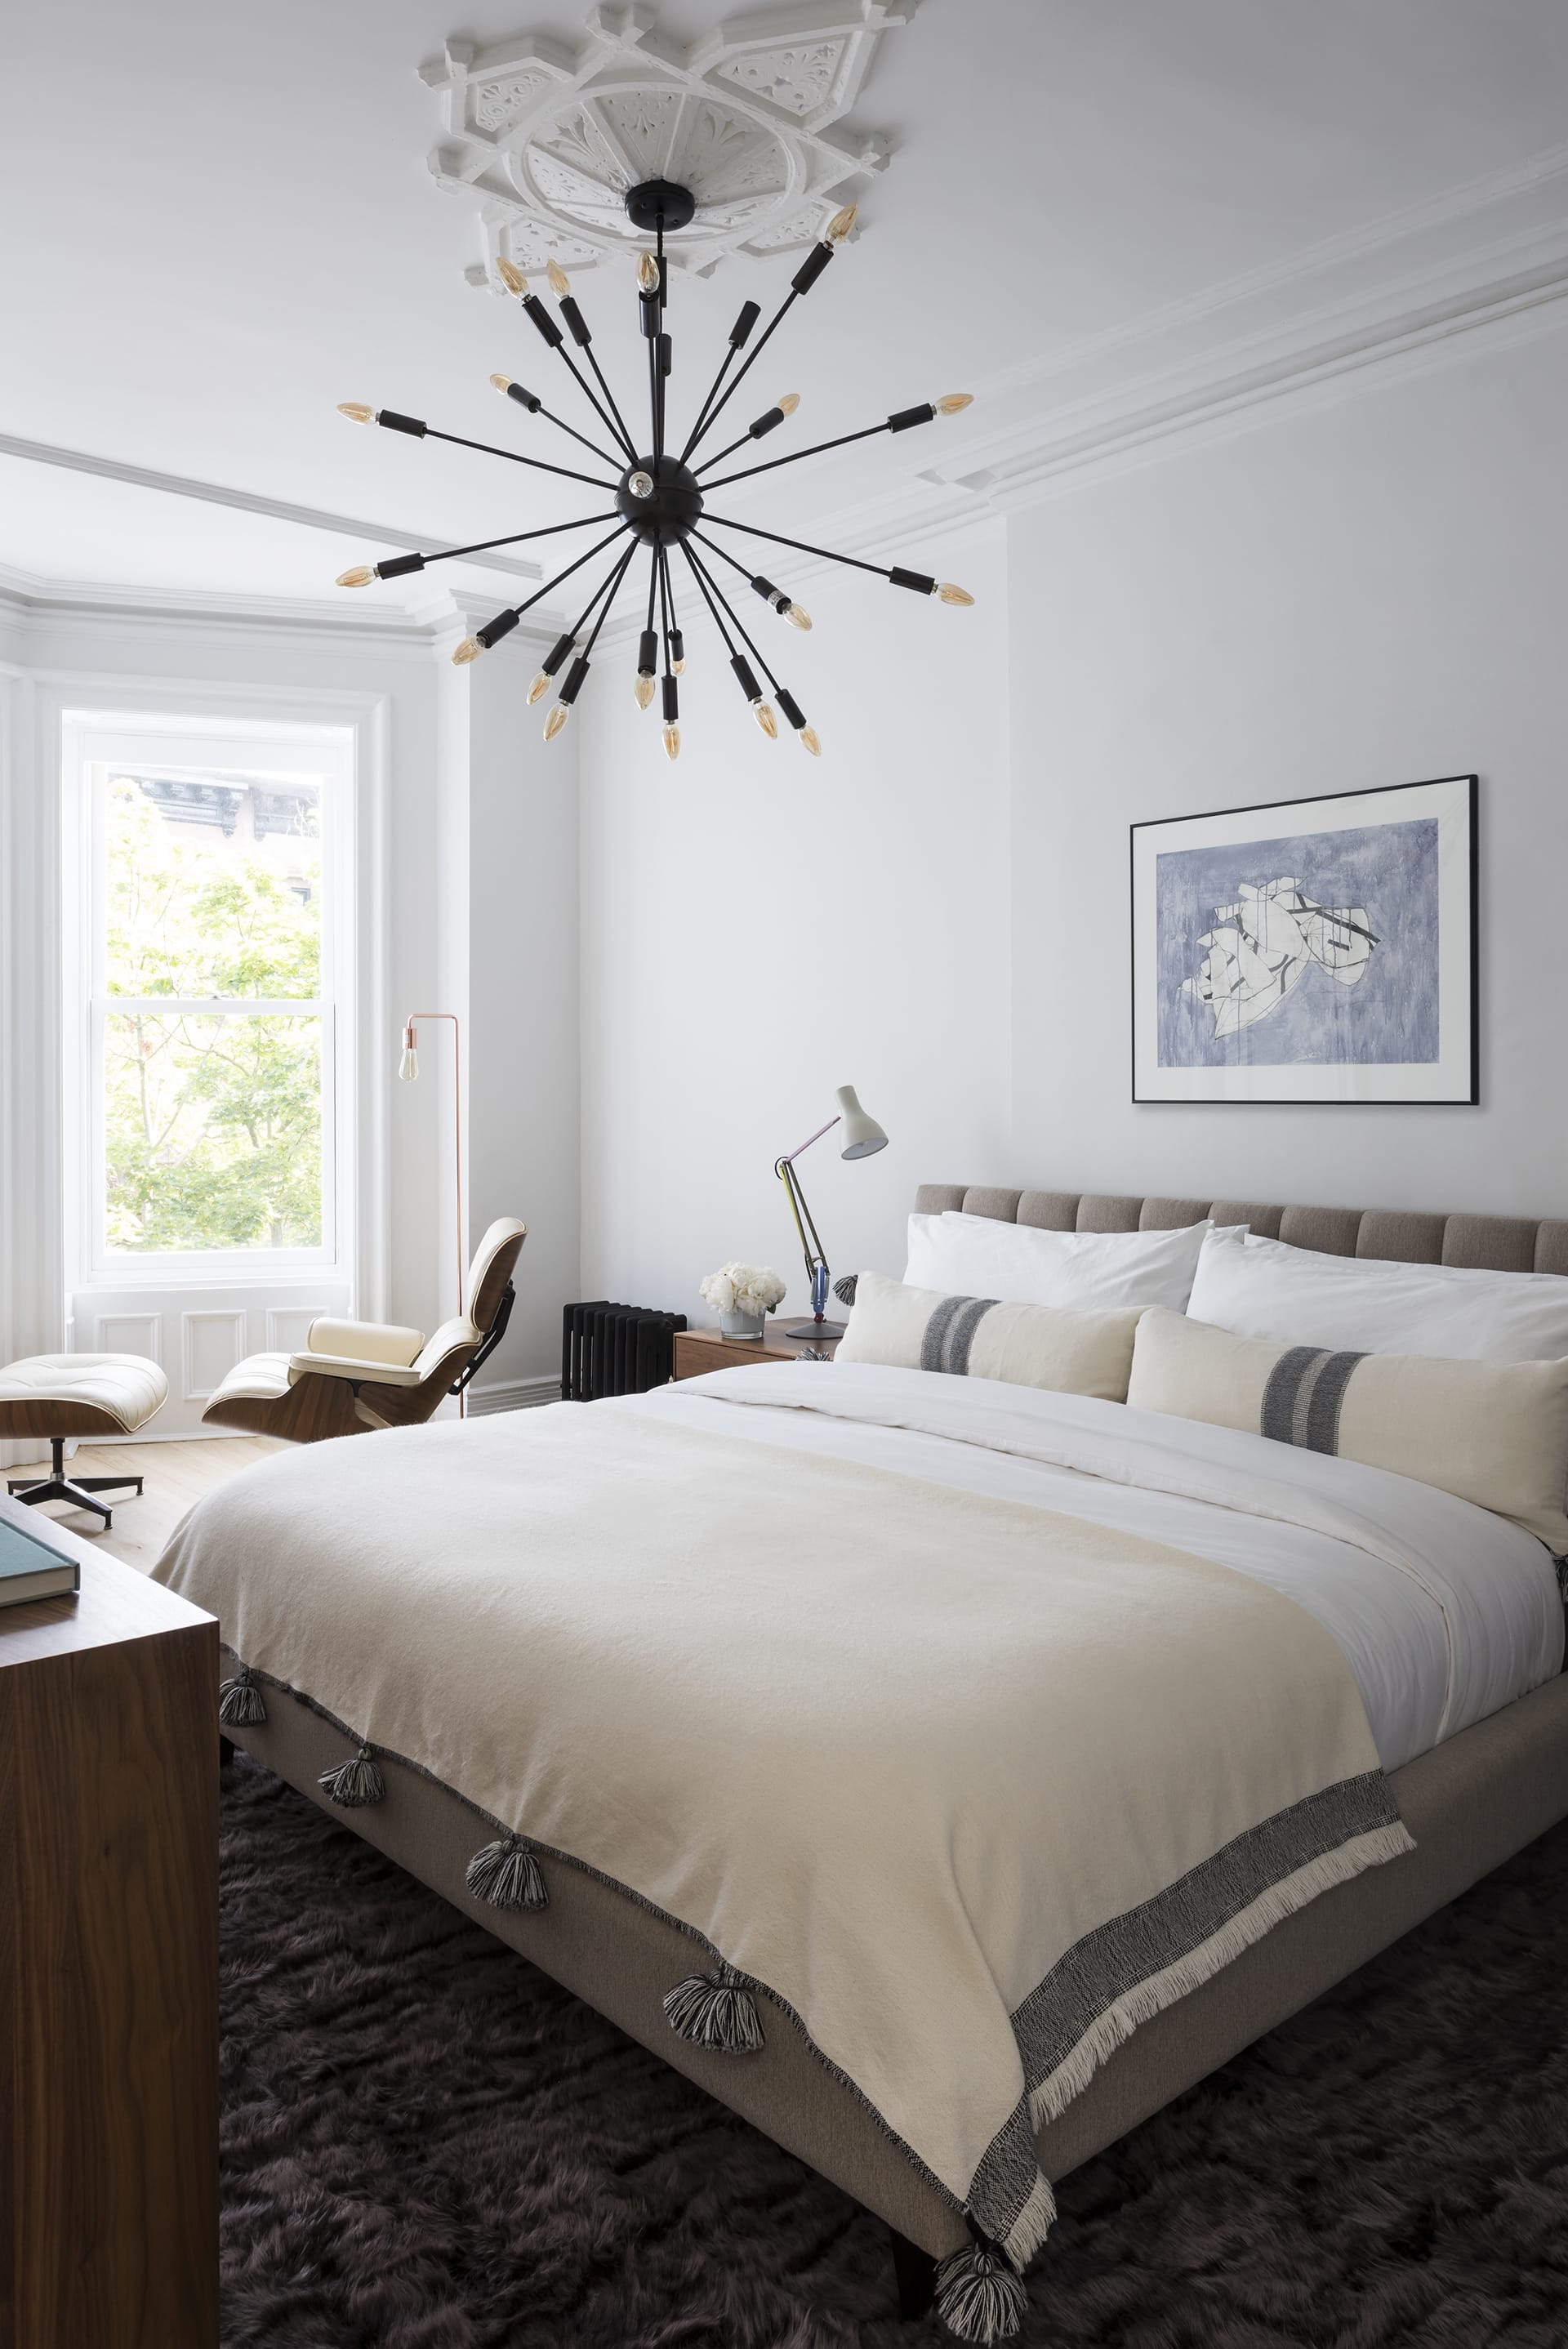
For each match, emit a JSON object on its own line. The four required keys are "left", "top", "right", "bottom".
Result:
{"left": 1, "top": 1354, "right": 170, "bottom": 1529}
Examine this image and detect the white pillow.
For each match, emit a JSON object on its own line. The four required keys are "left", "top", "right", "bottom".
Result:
{"left": 1187, "top": 1227, "right": 1568, "bottom": 1363}
{"left": 904, "top": 1212, "right": 1223, "bottom": 1313}
{"left": 838, "top": 1269, "right": 1143, "bottom": 1401}
{"left": 1127, "top": 1306, "right": 1568, "bottom": 1552}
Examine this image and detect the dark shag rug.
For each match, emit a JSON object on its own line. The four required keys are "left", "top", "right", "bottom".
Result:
{"left": 220, "top": 1752, "right": 1568, "bottom": 2349}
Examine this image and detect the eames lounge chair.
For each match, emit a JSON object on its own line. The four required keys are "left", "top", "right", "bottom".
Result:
{"left": 202, "top": 1218, "right": 526, "bottom": 1442}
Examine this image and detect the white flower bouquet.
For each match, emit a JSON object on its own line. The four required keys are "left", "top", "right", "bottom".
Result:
{"left": 699, "top": 1261, "right": 786, "bottom": 1338}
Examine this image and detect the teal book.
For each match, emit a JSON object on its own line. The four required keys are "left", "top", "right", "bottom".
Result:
{"left": 0, "top": 1512, "right": 80, "bottom": 1609}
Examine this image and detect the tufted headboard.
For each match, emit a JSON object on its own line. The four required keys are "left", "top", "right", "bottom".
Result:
{"left": 913, "top": 1186, "right": 1568, "bottom": 1279}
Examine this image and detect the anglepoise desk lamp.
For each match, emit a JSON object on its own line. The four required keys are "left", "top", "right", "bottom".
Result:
{"left": 777, "top": 1085, "right": 888, "bottom": 1340}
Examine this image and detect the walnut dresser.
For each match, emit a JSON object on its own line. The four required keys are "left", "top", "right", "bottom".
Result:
{"left": 0, "top": 1495, "right": 218, "bottom": 2349}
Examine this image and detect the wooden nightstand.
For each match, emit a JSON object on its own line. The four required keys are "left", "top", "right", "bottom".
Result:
{"left": 1, "top": 1496, "right": 219, "bottom": 2349}
{"left": 673, "top": 1326, "right": 840, "bottom": 1379}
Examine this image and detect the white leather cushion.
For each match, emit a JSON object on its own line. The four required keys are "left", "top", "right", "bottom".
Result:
{"left": 305, "top": 1317, "right": 425, "bottom": 1367}
{"left": 207, "top": 1353, "right": 292, "bottom": 1407}
{"left": 838, "top": 1270, "right": 1143, "bottom": 1402}
{"left": 1187, "top": 1227, "right": 1568, "bottom": 1362}
{"left": 1128, "top": 1307, "right": 1568, "bottom": 1551}
{"left": 904, "top": 1213, "right": 1227, "bottom": 1313}
{"left": 0, "top": 1353, "right": 169, "bottom": 1433}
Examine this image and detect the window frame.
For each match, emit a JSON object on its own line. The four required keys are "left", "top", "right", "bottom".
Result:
{"left": 63, "top": 711, "right": 359, "bottom": 1290}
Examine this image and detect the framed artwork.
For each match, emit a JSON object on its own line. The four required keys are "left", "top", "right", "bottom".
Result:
{"left": 1131, "top": 774, "right": 1477, "bottom": 1104}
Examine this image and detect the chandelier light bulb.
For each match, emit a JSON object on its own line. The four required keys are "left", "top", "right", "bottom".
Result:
{"left": 452, "top": 636, "right": 483, "bottom": 665}
{"left": 636, "top": 250, "right": 661, "bottom": 292}
{"left": 336, "top": 566, "right": 374, "bottom": 588}
{"left": 672, "top": 654, "right": 687, "bottom": 675}
{"left": 544, "top": 704, "right": 571, "bottom": 742}
{"left": 337, "top": 402, "right": 375, "bottom": 424}
{"left": 635, "top": 672, "right": 656, "bottom": 710}
{"left": 546, "top": 260, "right": 571, "bottom": 297}
{"left": 753, "top": 700, "right": 778, "bottom": 738}
{"left": 490, "top": 372, "right": 513, "bottom": 394}
{"left": 784, "top": 602, "right": 812, "bottom": 631}
{"left": 777, "top": 393, "right": 800, "bottom": 417}
{"left": 526, "top": 670, "right": 550, "bottom": 704}
{"left": 936, "top": 393, "right": 974, "bottom": 416}
{"left": 937, "top": 582, "right": 975, "bottom": 606}
{"left": 662, "top": 723, "right": 681, "bottom": 761}
{"left": 800, "top": 726, "right": 822, "bottom": 756}
{"left": 826, "top": 203, "right": 858, "bottom": 243}
{"left": 496, "top": 258, "right": 527, "bottom": 294}
{"left": 627, "top": 470, "right": 653, "bottom": 498}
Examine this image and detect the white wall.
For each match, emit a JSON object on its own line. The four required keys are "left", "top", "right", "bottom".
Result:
{"left": 578, "top": 519, "right": 1010, "bottom": 1322}
{"left": 1007, "top": 322, "right": 1568, "bottom": 1217}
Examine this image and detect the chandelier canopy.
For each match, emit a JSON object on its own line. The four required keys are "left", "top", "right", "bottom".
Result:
{"left": 336, "top": 180, "right": 974, "bottom": 760}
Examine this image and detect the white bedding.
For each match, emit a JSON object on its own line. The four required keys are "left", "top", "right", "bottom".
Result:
{"left": 617, "top": 1362, "right": 1564, "bottom": 1773}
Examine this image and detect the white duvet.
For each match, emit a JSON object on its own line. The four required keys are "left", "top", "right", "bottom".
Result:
{"left": 616, "top": 1362, "right": 1565, "bottom": 1772}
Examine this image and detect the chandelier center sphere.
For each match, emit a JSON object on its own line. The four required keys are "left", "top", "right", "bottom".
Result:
{"left": 617, "top": 453, "right": 704, "bottom": 547}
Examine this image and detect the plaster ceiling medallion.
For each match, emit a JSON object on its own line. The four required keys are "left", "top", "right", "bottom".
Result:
{"left": 420, "top": 2, "right": 914, "bottom": 283}
{"left": 330, "top": 189, "right": 975, "bottom": 760}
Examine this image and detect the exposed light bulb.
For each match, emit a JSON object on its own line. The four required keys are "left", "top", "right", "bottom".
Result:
{"left": 784, "top": 602, "right": 812, "bottom": 631}
{"left": 490, "top": 372, "right": 512, "bottom": 394}
{"left": 800, "top": 726, "right": 822, "bottom": 756}
{"left": 546, "top": 260, "right": 571, "bottom": 296}
{"left": 936, "top": 392, "right": 974, "bottom": 416}
{"left": 337, "top": 402, "right": 374, "bottom": 424}
{"left": 336, "top": 566, "right": 375, "bottom": 588}
{"left": 526, "top": 670, "right": 550, "bottom": 705}
{"left": 937, "top": 582, "right": 976, "bottom": 606}
{"left": 399, "top": 1045, "right": 418, "bottom": 1081}
{"left": 496, "top": 258, "right": 527, "bottom": 295}
{"left": 544, "top": 704, "right": 570, "bottom": 742}
{"left": 777, "top": 393, "right": 800, "bottom": 417}
{"left": 672, "top": 653, "right": 687, "bottom": 675}
{"left": 753, "top": 701, "right": 778, "bottom": 738}
{"left": 662, "top": 723, "right": 681, "bottom": 761}
{"left": 627, "top": 470, "right": 653, "bottom": 498}
{"left": 634, "top": 672, "right": 656, "bottom": 711}
{"left": 452, "top": 636, "right": 483, "bottom": 665}
{"left": 636, "top": 250, "right": 660, "bottom": 292}
{"left": 826, "top": 203, "right": 858, "bottom": 243}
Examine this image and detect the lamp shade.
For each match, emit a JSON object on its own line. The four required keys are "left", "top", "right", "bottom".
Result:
{"left": 836, "top": 1084, "right": 887, "bottom": 1160}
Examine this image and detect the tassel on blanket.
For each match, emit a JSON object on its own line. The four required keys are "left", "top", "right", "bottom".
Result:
{"left": 933, "top": 2243, "right": 1027, "bottom": 2344}
{"left": 466, "top": 1835, "right": 549, "bottom": 1913}
{"left": 218, "top": 1665, "right": 267, "bottom": 1727}
{"left": 662, "top": 1960, "right": 765, "bottom": 2054}
{"left": 318, "top": 1744, "right": 385, "bottom": 1807}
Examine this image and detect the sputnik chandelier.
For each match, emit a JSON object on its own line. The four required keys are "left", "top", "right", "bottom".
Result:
{"left": 335, "top": 178, "right": 974, "bottom": 759}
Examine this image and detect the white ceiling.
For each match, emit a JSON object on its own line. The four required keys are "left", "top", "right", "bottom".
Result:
{"left": 3, "top": 0, "right": 1568, "bottom": 623}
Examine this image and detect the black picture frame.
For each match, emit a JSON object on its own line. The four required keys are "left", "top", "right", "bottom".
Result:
{"left": 1130, "top": 773, "right": 1478, "bottom": 1106}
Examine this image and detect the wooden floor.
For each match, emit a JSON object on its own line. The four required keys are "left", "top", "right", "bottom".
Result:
{"left": 5, "top": 1437, "right": 287, "bottom": 1575}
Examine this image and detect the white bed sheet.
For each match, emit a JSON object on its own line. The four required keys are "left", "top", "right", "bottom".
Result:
{"left": 612, "top": 1362, "right": 1564, "bottom": 1773}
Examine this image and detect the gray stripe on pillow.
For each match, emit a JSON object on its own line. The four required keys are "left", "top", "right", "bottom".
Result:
{"left": 1260, "top": 1344, "right": 1366, "bottom": 1453}
{"left": 920, "top": 1293, "right": 999, "bottom": 1375}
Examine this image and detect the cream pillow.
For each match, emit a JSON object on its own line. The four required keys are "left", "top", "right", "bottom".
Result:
{"left": 837, "top": 1269, "right": 1143, "bottom": 1402}
{"left": 1127, "top": 1306, "right": 1568, "bottom": 1551}
{"left": 905, "top": 1213, "right": 1224, "bottom": 1313}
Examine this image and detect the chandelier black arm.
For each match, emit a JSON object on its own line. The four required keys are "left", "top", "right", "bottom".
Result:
{"left": 521, "top": 398, "right": 626, "bottom": 472}
{"left": 698, "top": 418, "right": 910, "bottom": 490}
{"left": 499, "top": 523, "right": 632, "bottom": 625}
{"left": 644, "top": 543, "right": 660, "bottom": 635}
{"left": 579, "top": 338, "right": 639, "bottom": 466}
{"left": 686, "top": 543, "right": 781, "bottom": 692}
{"left": 579, "top": 539, "right": 640, "bottom": 657}
{"left": 659, "top": 544, "right": 682, "bottom": 669}
{"left": 679, "top": 542, "right": 740, "bottom": 658}
{"left": 405, "top": 421, "right": 618, "bottom": 494}
{"left": 368, "top": 510, "right": 623, "bottom": 578}
{"left": 682, "top": 288, "right": 800, "bottom": 461}
{"left": 682, "top": 342, "right": 739, "bottom": 462}
{"left": 700, "top": 512, "right": 905, "bottom": 582}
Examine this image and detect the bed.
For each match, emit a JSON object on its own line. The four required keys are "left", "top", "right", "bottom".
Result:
{"left": 155, "top": 1183, "right": 1568, "bottom": 2342}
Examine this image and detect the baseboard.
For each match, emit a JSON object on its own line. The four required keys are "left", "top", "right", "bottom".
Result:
{"left": 465, "top": 1374, "right": 561, "bottom": 1415}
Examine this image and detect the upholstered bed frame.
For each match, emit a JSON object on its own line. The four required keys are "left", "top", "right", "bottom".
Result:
{"left": 222, "top": 1186, "right": 1568, "bottom": 2312}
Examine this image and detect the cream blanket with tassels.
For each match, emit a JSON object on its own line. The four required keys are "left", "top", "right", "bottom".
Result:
{"left": 155, "top": 1402, "right": 1411, "bottom": 2264}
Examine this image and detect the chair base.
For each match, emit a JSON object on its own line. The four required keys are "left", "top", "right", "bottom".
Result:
{"left": 8, "top": 1437, "right": 143, "bottom": 1529}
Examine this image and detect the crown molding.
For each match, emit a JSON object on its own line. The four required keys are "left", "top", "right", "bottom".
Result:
{"left": 0, "top": 559, "right": 457, "bottom": 649}
{"left": 0, "top": 435, "right": 544, "bottom": 584}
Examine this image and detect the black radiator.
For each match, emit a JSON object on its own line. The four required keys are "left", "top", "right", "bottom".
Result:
{"left": 561, "top": 1300, "right": 687, "bottom": 1402}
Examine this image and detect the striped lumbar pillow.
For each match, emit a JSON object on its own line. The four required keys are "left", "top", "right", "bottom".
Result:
{"left": 835, "top": 1269, "right": 1143, "bottom": 1402}
{"left": 1127, "top": 1306, "right": 1568, "bottom": 1551}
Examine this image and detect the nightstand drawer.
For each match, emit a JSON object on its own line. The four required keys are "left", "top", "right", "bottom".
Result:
{"left": 672, "top": 1329, "right": 840, "bottom": 1380}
